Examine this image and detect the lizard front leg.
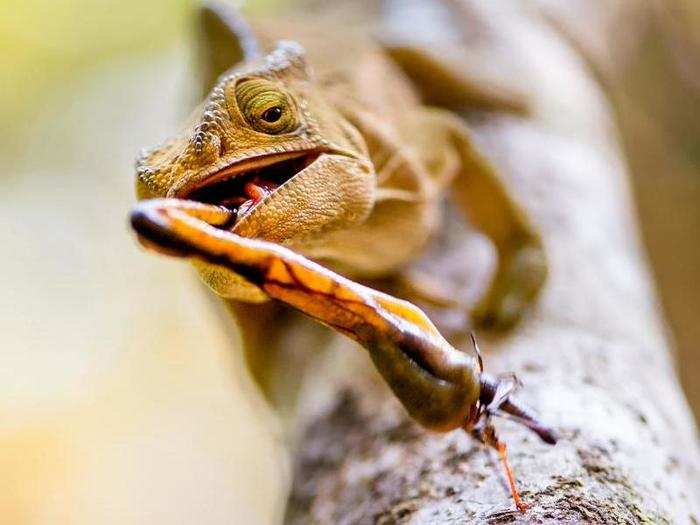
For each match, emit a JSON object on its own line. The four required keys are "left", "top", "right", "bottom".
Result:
{"left": 408, "top": 110, "right": 548, "bottom": 330}
{"left": 446, "top": 117, "right": 547, "bottom": 330}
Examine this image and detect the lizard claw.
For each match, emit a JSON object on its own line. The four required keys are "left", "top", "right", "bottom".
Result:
{"left": 472, "top": 243, "right": 547, "bottom": 331}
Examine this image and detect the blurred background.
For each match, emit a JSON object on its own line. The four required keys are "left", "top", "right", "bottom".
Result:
{"left": 0, "top": 0, "right": 698, "bottom": 523}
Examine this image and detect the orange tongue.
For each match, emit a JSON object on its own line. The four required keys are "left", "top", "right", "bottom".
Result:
{"left": 237, "top": 182, "right": 271, "bottom": 220}
{"left": 244, "top": 182, "right": 268, "bottom": 202}
{"left": 244, "top": 177, "right": 280, "bottom": 201}
{"left": 233, "top": 178, "right": 282, "bottom": 222}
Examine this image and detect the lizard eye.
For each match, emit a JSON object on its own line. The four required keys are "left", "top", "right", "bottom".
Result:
{"left": 261, "top": 106, "right": 283, "bottom": 123}
{"left": 235, "top": 78, "right": 299, "bottom": 135}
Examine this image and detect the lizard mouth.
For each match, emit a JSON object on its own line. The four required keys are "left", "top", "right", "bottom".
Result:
{"left": 179, "top": 150, "right": 322, "bottom": 226}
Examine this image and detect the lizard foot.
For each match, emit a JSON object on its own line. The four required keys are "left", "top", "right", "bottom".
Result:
{"left": 472, "top": 243, "right": 547, "bottom": 331}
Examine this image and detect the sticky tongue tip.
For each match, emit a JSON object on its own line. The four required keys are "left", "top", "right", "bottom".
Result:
{"left": 236, "top": 199, "right": 256, "bottom": 220}
{"left": 229, "top": 178, "right": 282, "bottom": 225}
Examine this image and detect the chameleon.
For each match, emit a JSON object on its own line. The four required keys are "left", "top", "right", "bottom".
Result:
{"left": 130, "top": 1, "right": 555, "bottom": 511}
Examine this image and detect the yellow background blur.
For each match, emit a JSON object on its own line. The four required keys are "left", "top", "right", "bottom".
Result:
{"left": 1, "top": 1, "right": 698, "bottom": 523}
{"left": 1, "top": 1, "right": 287, "bottom": 523}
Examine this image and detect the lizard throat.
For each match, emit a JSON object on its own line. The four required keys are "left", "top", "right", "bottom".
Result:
{"left": 181, "top": 151, "right": 322, "bottom": 225}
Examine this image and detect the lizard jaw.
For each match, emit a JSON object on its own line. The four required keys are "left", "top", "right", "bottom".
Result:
{"left": 178, "top": 150, "right": 322, "bottom": 226}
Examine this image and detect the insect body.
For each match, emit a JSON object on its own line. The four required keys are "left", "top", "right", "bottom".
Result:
{"left": 131, "top": 197, "right": 556, "bottom": 510}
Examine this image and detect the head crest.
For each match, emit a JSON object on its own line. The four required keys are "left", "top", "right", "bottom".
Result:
{"left": 263, "top": 40, "right": 311, "bottom": 81}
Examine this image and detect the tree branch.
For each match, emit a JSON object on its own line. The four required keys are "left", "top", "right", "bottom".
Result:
{"left": 282, "top": 1, "right": 700, "bottom": 523}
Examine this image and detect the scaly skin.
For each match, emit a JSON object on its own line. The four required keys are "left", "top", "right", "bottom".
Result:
{"left": 129, "top": 2, "right": 554, "bottom": 511}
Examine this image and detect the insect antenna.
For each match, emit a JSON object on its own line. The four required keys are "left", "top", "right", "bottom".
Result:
{"left": 469, "top": 332, "right": 484, "bottom": 373}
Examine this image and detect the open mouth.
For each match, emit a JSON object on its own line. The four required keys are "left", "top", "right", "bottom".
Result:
{"left": 180, "top": 150, "right": 322, "bottom": 226}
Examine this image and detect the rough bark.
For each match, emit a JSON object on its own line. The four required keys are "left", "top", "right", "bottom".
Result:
{"left": 282, "top": 1, "right": 700, "bottom": 523}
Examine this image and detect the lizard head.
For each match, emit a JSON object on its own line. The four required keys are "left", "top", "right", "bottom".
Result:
{"left": 134, "top": 32, "right": 377, "bottom": 299}
{"left": 136, "top": 40, "right": 375, "bottom": 245}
